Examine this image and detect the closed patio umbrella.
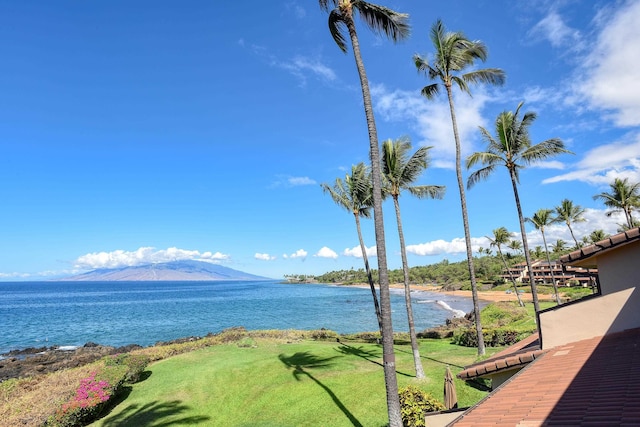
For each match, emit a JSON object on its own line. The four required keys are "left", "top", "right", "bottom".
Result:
{"left": 444, "top": 366, "right": 458, "bottom": 410}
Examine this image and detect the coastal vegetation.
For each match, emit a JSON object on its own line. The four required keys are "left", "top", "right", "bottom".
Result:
{"left": 2, "top": 301, "right": 545, "bottom": 427}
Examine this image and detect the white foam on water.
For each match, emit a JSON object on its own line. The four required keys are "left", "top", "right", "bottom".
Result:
{"left": 436, "top": 300, "right": 466, "bottom": 318}
{"left": 56, "top": 346, "right": 79, "bottom": 351}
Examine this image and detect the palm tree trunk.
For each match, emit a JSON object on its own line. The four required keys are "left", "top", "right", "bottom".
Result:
{"left": 355, "top": 213, "right": 383, "bottom": 334}
{"left": 541, "top": 229, "right": 561, "bottom": 305}
{"left": 567, "top": 222, "right": 579, "bottom": 248}
{"left": 445, "top": 85, "right": 485, "bottom": 355}
{"left": 346, "top": 16, "right": 402, "bottom": 427}
{"left": 497, "top": 246, "right": 524, "bottom": 307}
{"left": 392, "top": 196, "right": 425, "bottom": 379}
{"left": 509, "top": 169, "right": 540, "bottom": 312}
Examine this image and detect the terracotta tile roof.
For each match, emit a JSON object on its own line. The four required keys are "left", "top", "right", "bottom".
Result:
{"left": 450, "top": 327, "right": 640, "bottom": 426}
{"left": 560, "top": 227, "right": 640, "bottom": 267}
{"left": 457, "top": 333, "right": 543, "bottom": 381}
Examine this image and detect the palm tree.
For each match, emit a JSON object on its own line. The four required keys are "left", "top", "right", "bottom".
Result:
{"left": 527, "top": 209, "right": 562, "bottom": 305}
{"left": 587, "top": 229, "right": 609, "bottom": 244}
{"left": 414, "top": 19, "right": 505, "bottom": 356}
{"left": 319, "top": 2, "right": 409, "bottom": 423}
{"left": 467, "top": 102, "right": 571, "bottom": 312}
{"left": 508, "top": 239, "right": 523, "bottom": 254}
{"left": 321, "top": 163, "right": 382, "bottom": 333}
{"left": 593, "top": 178, "right": 640, "bottom": 230}
{"left": 555, "top": 199, "right": 586, "bottom": 249}
{"left": 487, "top": 227, "right": 524, "bottom": 307}
{"left": 381, "top": 138, "right": 445, "bottom": 379}
{"left": 551, "top": 239, "right": 567, "bottom": 256}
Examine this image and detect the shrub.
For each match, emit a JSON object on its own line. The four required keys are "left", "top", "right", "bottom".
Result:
{"left": 398, "top": 385, "right": 445, "bottom": 427}
{"left": 47, "top": 365, "right": 127, "bottom": 427}
{"left": 309, "top": 329, "right": 339, "bottom": 340}
{"left": 451, "top": 328, "right": 525, "bottom": 347}
{"left": 104, "top": 353, "right": 150, "bottom": 383}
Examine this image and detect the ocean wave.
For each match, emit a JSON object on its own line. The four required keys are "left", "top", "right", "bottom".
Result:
{"left": 436, "top": 300, "right": 466, "bottom": 318}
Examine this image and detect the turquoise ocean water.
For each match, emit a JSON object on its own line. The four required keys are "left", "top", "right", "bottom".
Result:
{"left": 0, "top": 280, "right": 476, "bottom": 354}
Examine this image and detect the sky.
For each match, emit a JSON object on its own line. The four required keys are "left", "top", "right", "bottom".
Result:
{"left": 1, "top": 0, "right": 639, "bottom": 280}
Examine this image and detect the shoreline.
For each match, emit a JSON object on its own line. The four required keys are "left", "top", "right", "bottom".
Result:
{"left": 349, "top": 283, "right": 557, "bottom": 303}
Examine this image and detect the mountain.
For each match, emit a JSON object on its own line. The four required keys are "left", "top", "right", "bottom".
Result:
{"left": 61, "top": 260, "right": 272, "bottom": 281}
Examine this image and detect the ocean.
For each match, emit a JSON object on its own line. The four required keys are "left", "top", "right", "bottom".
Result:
{"left": 0, "top": 280, "right": 476, "bottom": 354}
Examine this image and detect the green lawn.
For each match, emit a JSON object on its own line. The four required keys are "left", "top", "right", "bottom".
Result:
{"left": 92, "top": 338, "right": 499, "bottom": 427}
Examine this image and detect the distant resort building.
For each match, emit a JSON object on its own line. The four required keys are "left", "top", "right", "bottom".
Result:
{"left": 500, "top": 259, "right": 598, "bottom": 288}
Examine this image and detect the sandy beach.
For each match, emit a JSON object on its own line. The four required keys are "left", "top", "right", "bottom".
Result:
{"left": 381, "top": 283, "right": 558, "bottom": 303}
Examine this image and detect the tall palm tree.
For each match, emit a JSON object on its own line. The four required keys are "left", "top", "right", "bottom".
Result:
{"left": 381, "top": 138, "right": 445, "bottom": 379}
{"left": 321, "top": 163, "right": 382, "bottom": 333}
{"left": 593, "top": 177, "right": 640, "bottom": 230}
{"left": 527, "top": 209, "right": 562, "bottom": 305}
{"left": 467, "top": 102, "right": 571, "bottom": 313}
{"left": 555, "top": 199, "right": 586, "bottom": 249}
{"left": 487, "top": 227, "right": 524, "bottom": 307}
{"left": 319, "top": 2, "right": 409, "bottom": 423}
{"left": 414, "top": 19, "right": 505, "bottom": 356}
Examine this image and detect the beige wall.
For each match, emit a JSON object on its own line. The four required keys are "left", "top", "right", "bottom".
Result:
{"left": 539, "top": 287, "right": 639, "bottom": 349}
{"left": 596, "top": 242, "right": 640, "bottom": 295}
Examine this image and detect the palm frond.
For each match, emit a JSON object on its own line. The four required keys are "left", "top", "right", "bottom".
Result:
{"left": 462, "top": 69, "right": 505, "bottom": 87}
{"left": 328, "top": 10, "right": 348, "bottom": 52}
{"left": 451, "top": 75, "right": 470, "bottom": 95}
{"left": 520, "top": 138, "right": 571, "bottom": 164}
{"left": 420, "top": 83, "right": 440, "bottom": 99}
{"left": 354, "top": 1, "right": 410, "bottom": 42}
{"left": 408, "top": 185, "right": 445, "bottom": 199}
{"left": 467, "top": 164, "right": 496, "bottom": 189}
{"left": 466, "top": 151, "right": 501, "bottom": 170}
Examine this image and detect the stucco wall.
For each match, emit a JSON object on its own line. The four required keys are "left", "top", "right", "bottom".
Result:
{"left": 596, "top": 242, "right": 640, "bottom": 295}
{"left": 539, "top": 287, "right": 639, "bottom": 349}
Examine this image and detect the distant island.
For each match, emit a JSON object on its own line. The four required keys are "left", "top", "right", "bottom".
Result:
{"left": 60, "top": 260, "right": 272, "bottom": 282}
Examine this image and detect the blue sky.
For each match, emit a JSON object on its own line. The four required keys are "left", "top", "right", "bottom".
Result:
{"left": 1, "top": 0, "right": 639, "bottom": 280}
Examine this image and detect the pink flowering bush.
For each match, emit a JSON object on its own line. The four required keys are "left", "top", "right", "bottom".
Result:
{"left": 47, "top": 365, "right": 127, "bottom": 427}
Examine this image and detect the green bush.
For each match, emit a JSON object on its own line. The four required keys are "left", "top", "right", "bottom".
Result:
{"left": 451, "top": 328, "right": 525, "bottom": 347}
{"left": 104, "top": 353, "right": 150, "bottom": 383}
{"left": 398, "top": 385, "right": 445, "bottom": 427}
{"left": 309, "top": 328, "right": 339, "bottom": 340}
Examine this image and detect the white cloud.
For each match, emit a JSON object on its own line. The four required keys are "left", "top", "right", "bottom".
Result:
{"left": 270, "top": 175, "right": 317, "bottom": 188}
{"left": 544, "top": 132, "right": 640, "bottom": 185}
{"left": 255, "top": 253, "right": 276, "bottom": 261}
{"left": 528, "top": 11, "right": 583, "bottom": 51}
{"left": 574, "top": 0, "right": 640, "bottom": 126}
{"left": 406, "top": 237, "right": 488, "bottom": 256}
{"left": 372, "top": 84, "right": 493, "bottom": 168}
{"left": 283, "top": 249, "right": 308, "bottom": 260}
{"left": 288, "top": 176, "right": 317, "bottom": 186}
{"left": 343, "top": 245, "right": 377, "bottom": 258}
{"left": 74, "top": 247, "right": 229, "bottom": 269}
{"left": 314, "top": 246, "right": 338, "bottom": 259}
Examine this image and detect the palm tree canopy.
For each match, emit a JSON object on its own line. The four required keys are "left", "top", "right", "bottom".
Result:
{"left": 321, "top": 163, "right": 373, "bottom": 218}
{"left": 381, "top": 137, "right": 446, "bottom": 200}
{"left": 467, "top": 102, "right": 572, "bottom": 188}
{"left": 487, "top": 227, "right": 513, "bottom": 248}
{"left": 319, "top": 0, "right": 409, "bottom": 53}
{"left": 555, "top": 199, "right": 586, "bottom": 225}
{"left": 413, "top": 19, "right": 505, "bottom": 99}
{"left": 593, "top": 177, "right": 640, "bottom": 216}
{"left": 527, "top": 208, "right": 560, "bottom": 231}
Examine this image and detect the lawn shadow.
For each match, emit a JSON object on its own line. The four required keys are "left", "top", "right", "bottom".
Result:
{"left": 335, "top": 343, "right": 412, "bottom": 377}
{"left": 100, "top": 400, "right": 211, "bottom": 426}
{"left": 278, "top": 351, "right": 364, "bottom": 427}
{"left": 393, "top": 346, "right": 465, "bottom": 369}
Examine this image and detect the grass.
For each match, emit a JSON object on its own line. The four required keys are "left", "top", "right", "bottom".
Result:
{"left": 90, "top": 338, "right": 501, "bottom": 427}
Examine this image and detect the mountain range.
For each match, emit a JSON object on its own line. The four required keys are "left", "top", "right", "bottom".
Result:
{"left": 61, "top": 260, "right": 272, "bottom": 281}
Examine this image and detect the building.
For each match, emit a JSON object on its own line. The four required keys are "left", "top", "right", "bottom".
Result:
{"left": 428, "top": 227, "right": 640, "bottom": 426}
